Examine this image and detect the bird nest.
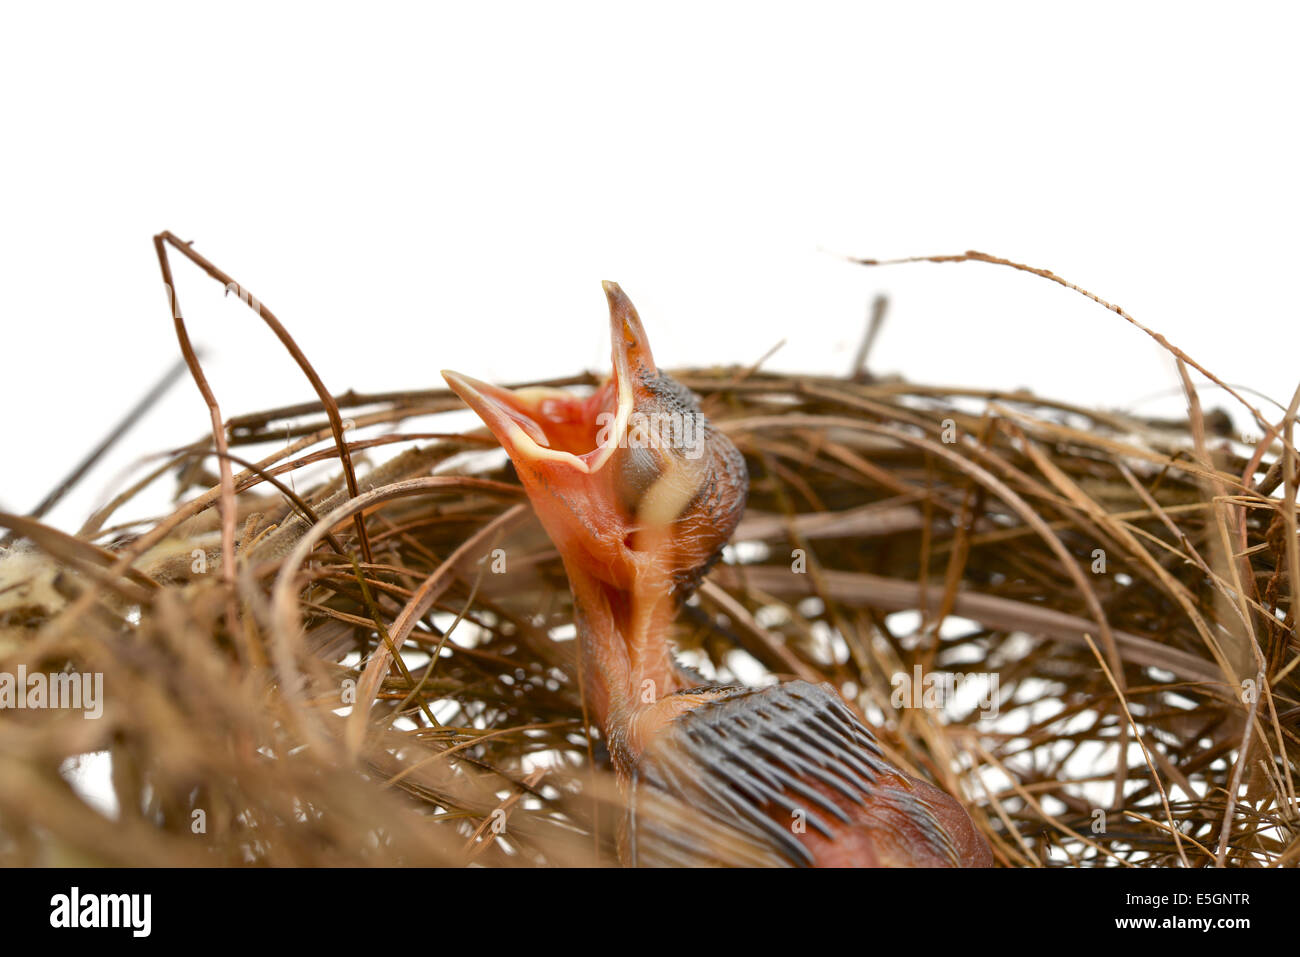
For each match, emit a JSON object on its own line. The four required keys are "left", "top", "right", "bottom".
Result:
{"left": 0, "top": 245, "right": 1295, "bottom": 867}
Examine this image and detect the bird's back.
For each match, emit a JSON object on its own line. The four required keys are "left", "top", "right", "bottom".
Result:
{"left": 626, "top": 680, "right": 993, "bottom": 867}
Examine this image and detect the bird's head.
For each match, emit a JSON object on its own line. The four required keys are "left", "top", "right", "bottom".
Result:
{"left": 442, "top": 282, "right": 747, "bottom": 598}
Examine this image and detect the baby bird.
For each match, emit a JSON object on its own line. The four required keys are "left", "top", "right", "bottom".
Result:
{"left": 443, "top": 283, "right": 992, "bottom": 867}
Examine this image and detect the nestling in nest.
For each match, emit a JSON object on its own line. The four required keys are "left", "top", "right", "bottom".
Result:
{"left": 0, "top": 237, "right": 1294, "bottom": 867}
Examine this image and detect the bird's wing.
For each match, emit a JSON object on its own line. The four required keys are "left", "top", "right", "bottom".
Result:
{"left": 630, "top": 680, "right": 961, "bottom": 867}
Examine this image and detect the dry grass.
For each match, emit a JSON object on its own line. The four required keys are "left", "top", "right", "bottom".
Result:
{"left": 0, "top": 240, "right": 1295, "bottom": 866}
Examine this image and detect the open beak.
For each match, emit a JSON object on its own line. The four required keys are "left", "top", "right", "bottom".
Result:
{"left": 442, "top": 281, "right": 674, "bottom": 587}
{"left": 442, "top": 281, "right": 651, "bottom": 477}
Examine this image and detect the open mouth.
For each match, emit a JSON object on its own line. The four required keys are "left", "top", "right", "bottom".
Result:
{"left": 441, "top": 281, "right": 652, "bottom": 475}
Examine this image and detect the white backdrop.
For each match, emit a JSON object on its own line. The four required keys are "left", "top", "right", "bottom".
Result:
{"left": 2, "top": 2, "right": 1297, "bottom": 531}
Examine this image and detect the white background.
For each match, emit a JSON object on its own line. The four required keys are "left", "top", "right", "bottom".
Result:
{"left": 2, "top": 2, "right": 1297, "bottom": 530}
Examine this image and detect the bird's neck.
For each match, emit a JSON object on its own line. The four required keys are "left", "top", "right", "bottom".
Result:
{"left": 564, "top": 559, "right": 687, "bottom": 772}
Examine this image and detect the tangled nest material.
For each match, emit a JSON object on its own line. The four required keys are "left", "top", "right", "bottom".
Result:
{"left": 0, "top": 242, "right": 1295, "bottom": 866}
